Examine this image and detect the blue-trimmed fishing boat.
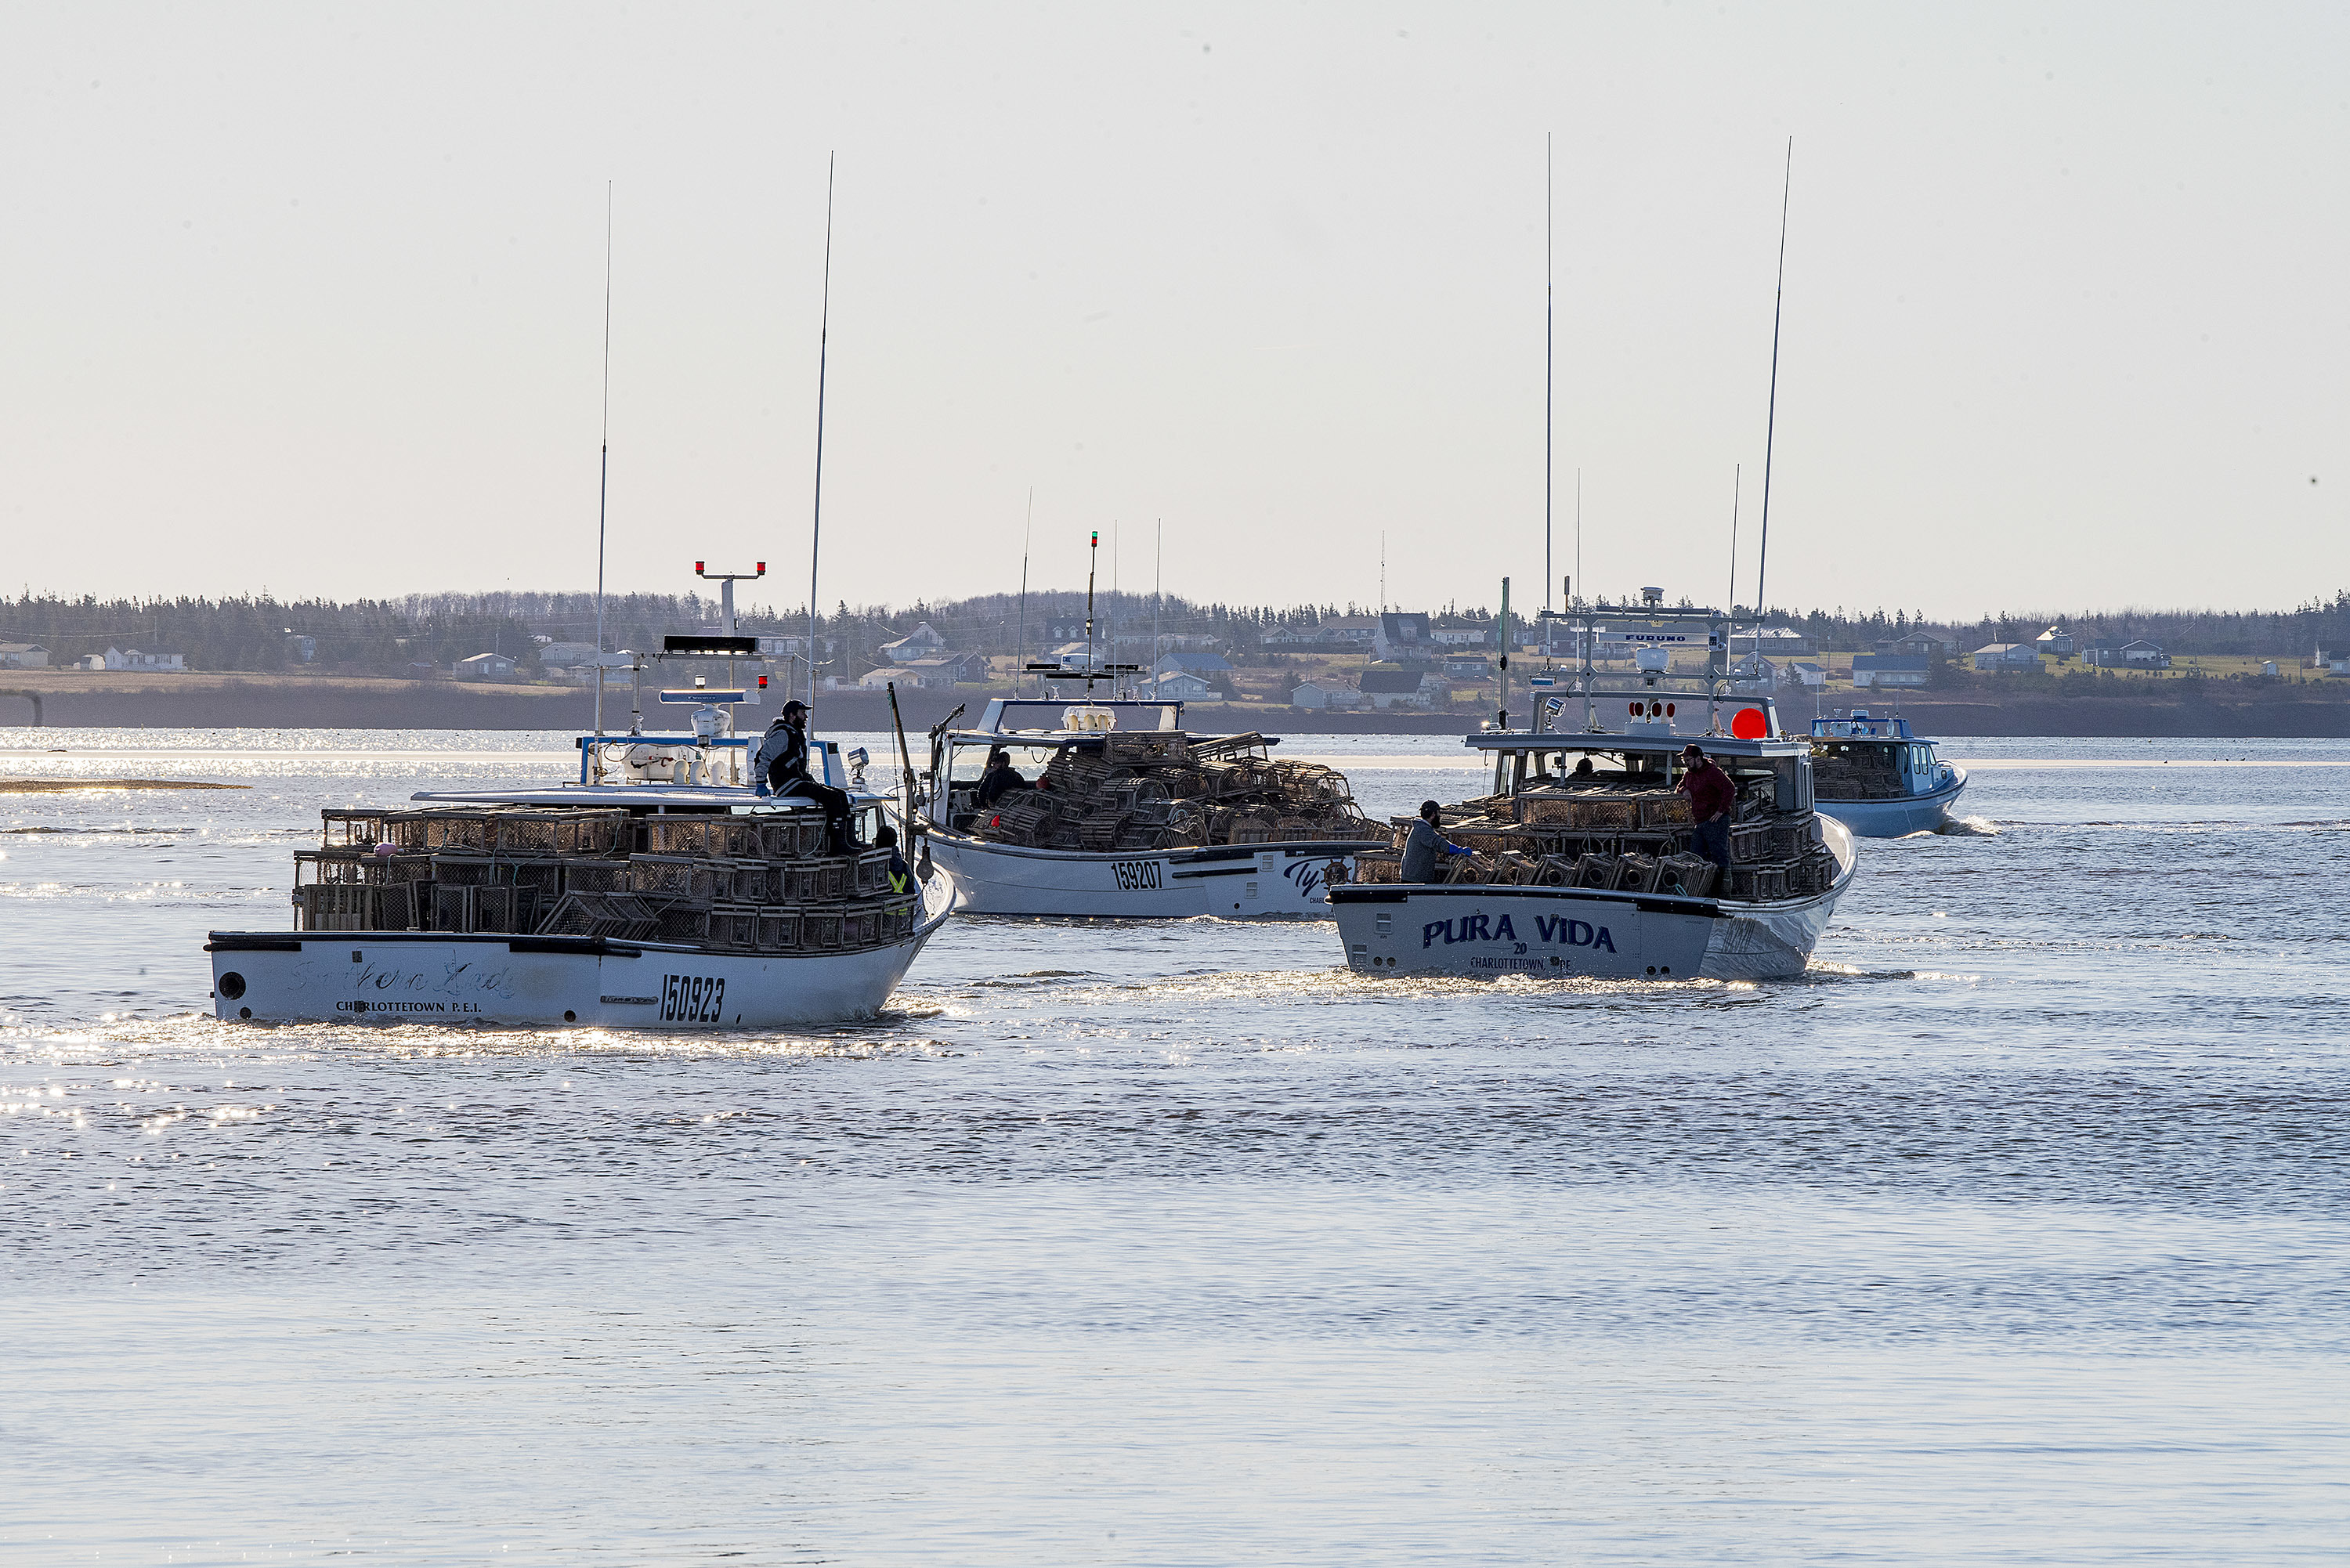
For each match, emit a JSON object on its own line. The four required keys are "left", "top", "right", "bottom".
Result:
{"left": 1808, "top": 712, "right": 1967, "bottom": 836}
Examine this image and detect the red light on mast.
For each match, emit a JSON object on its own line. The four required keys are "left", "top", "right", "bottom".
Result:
{"left": 754, "top": 562, "right": 765, "bottom": 575}
{"left": 694, "top": 561, "right": 705, "bottom": 575}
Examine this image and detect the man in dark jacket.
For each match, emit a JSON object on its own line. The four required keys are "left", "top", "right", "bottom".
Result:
{"left": 873, "top": 823, "right": 921, "bottom": 913}
{"left": 1400, "top": 799, "right": 1473, "bottom": 883}
{"left": 759, "top": 700, "right": 854, "bottom": 851}
{"left": 1678, "top": 742, "right": 1737, "bottom": 870}
{"left": 974, "top": 748, "right": 1029, "bottom": 807}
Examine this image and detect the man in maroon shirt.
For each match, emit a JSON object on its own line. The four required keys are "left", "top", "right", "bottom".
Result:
{"left": 1678, "top": 742, "right": 1737, "bottom": 871}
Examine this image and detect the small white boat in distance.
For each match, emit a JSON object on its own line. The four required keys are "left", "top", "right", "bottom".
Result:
{"left": 1329, "top": 597, "right": 1856, "bottom": 982}
{"left": 1809, "top": 712, "right": 1968, "bottom": 836}
{"left": 918, "top": 699, "right": 1386, "bottom": 917}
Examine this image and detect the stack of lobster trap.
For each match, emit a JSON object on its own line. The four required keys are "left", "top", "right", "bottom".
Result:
{"left": 1347, "top": 785, "right": 1838, "bottom": 902}
{"left": 291, "top": 804, "right": 918, "bottom": 953}
{"left": 971, "top": 731, "right": 1381, "bottom": 851}
{"left": 1808, "top": 747, "right": 1906, "bottom": 800}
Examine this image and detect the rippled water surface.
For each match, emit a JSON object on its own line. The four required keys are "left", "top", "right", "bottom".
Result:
{"left": 3, "top": 728, "right": 2346, "bottom": 1564}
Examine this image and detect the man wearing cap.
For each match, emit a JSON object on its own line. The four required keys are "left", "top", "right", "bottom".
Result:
{"left": 1678, "top": 742, "right": 1737, "bottom": 871}
{"left": 756, "top": 700, "right": 855, "bottom": 851}
{"left": 1400, "top": 798, "right": 1473, "bottom": 883}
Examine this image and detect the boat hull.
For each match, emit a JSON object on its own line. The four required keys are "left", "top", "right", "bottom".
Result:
{"left": 207, "top": 878, "right": 956, "bottom": 1029}
{"left": 927, "top": 833, "right": 1378, "bottom": 918}
{"left": 1817, "top": 766, "right": 1967, "bottom": 837}
{"left": 1329, "top": 819, "right": 1857, "bottom": 982}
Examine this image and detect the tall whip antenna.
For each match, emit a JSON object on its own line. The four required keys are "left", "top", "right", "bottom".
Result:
{"left": 1017, "top": 488, "right": 1032, "bottom": 699}
{"left": 1726, "top": 463, "right": 1742, "bottom": 614}
{"left": 1754, "top": 137, "right": 1793, "bottom": 667}
{"left": 592, "top": 182, "right": 614, "bottom": 753}
{"left": 806, "top": 153, "right": 836, "bottom": 706}
{"left": 1544, "top": 132, "right": 1554, "bottom": 618}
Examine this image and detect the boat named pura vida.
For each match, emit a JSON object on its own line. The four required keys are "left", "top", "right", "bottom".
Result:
{"left": 1807, "top": 710, "right": 1967, "bottom": 836}
{"left": 1327, "top": 595, "right": 1857, "bottom": 981}
{"left": 204, "top": 596, "right": 955, "bottom": 1029}
{"left": 917, "top": 699, "right": 1388, "bottom": 917}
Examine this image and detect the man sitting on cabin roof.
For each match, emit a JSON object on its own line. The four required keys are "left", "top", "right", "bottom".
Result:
{"left": 757, "top": 700, "right": 855, "bottom": 852}
{"left": 1401, "top": 799, "right": 1473, "bottom": 883}
{"left": 1678, "top": 743, "right": 1737, "bottom": 872}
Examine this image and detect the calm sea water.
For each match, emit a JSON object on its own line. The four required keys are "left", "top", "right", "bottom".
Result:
{"left": 2, "top": 728, "right": 2345, "bottom": 1565}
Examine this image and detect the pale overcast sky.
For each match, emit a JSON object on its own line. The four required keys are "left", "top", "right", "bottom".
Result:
{"left": 5, "top": 2, "right": 2343, "bottom": 619}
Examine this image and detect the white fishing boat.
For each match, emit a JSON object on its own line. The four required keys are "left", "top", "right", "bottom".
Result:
{"left": 1809, "top": 711, "right": 1968, "bottom": 836}
{"left": 1329, "top": 598, "right": 1856, "bottom": 981}
{"left": 208, "top": 740, "right": 954, "bottom": 1028}
{"left": 917, "top": 699, "right": 1386, "bottom": 918}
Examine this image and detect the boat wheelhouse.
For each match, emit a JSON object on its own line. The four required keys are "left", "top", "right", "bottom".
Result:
{"left": 918, "top": 699, "right": 1386, "bottom": 917}
{"left": 1809, "top": 711, "right": 1967, "bottom": 836}
{"left": 1328, "top": 598, "right": 1856, "bottom": 981}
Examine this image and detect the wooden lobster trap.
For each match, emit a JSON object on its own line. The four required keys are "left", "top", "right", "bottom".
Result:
{"left": 491, "top": 808, "right": 631, "bottom": 858}
{"left": 627, "top": 855, "right": 717, "bottom": 901}
{"left": 1637, "top": 793, "right": 1695, "bottom": 830}
{"left": 757, "top": 814, "right": 830, "bottom": 859}
{"left": 320, "top": 810, "right": 392, "bottom": 849}
{"left": 1102, "top": 732, "right": 1194, "bottom": 765}
{"left": 644, "top": 816, "right": 757, "bottom": 858}
{"left": 975, "top": 791, "right": 1061, "bottom": 845}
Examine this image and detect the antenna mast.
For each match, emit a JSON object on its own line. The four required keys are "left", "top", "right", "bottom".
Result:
{"left": 1726, "top": 463, "right": 1742, "bottom": 615}
{"left": 592, "top": 182, "right": 614, "bottom": 758}
{"left": 1017, "top": 488, "right": 1032, "bottom": 699}
{"left": 806, "top": 152, "right": 836, "bottom": 706}
{"left": 1754, "top": 137, "right": 1792, "bottom": 667}
{"left": 1084, "top": 530, "right": 1100, "bottom": 676}
{"left": 1544, "top": 132, "right": 1554, "bottom": 621}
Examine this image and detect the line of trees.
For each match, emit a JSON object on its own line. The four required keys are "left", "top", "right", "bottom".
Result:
{"left": 8, "top": 587, "right": 2350, "bottom": 674}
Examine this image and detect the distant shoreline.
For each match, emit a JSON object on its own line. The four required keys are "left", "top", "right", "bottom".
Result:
{"left": 2, "top": 672, "right": 2347, "bottom": 738}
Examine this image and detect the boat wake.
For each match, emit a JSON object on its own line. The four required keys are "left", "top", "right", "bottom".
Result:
{"left": 1933, "top": 814, "right": 2001, "bottom": 837}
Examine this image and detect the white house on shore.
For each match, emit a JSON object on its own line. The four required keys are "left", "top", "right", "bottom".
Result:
{"left": 456, "top": 652, "right": 518, "bottom": 681}
{"left": 1358, "top": 668, "right": 1441, "bottom": 710}
{"left": 1852, "top": 654, "right": 1930, "bottom": 688}
{"left": 0, "top": 642, "right": 49, "bottom": 669}
{"left": 1291, "top": 679, "right": 1366, "bottom": 710}
{"left": 1151, "top": 670, "right": 1219, "bottom": 701}
{"left": 101, "top": 647, "right": 186, "bottom": 672}
{"left": 877, "top": 623, "right": 947, "bottom": 664}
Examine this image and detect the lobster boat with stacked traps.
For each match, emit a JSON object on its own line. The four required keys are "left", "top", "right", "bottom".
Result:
{"left": 206, "top": 688, "right": 956, "bottom": 1028}
{"left": 917, "top": 699, "right": 1387, "bottom": 917}
{"left": 1326, "top": 594, "right": 1856, "bottom": 981}
{"left": 1809, "top": 711, "right": 1968, "bottom": 836}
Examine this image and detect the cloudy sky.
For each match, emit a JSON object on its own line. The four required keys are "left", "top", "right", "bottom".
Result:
{"left": 5, "top": 2, "right": 2343, "bottom": 619}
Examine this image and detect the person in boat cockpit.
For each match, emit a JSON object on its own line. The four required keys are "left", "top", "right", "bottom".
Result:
{"left": 974, "top": 748, "right": 1029, "bottom": 807}
{"left": 1401, "top": 799, "right": 1473, "bottom": 883}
